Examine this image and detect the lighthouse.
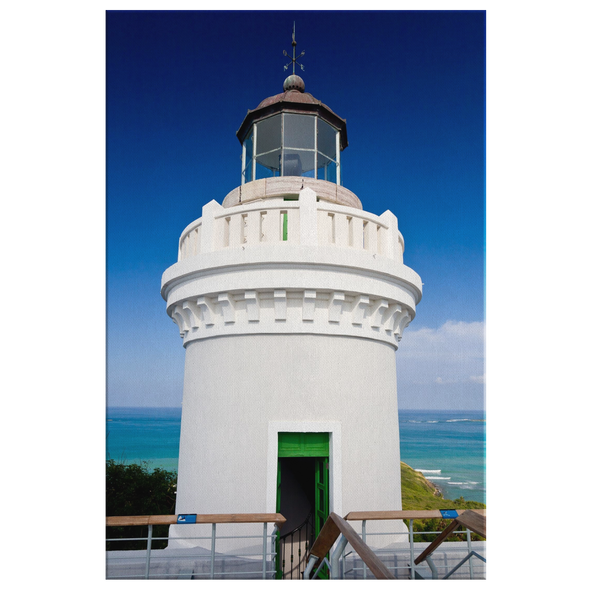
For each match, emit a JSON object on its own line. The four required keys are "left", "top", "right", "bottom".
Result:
{"left": 161, "top": 55, "right": 422, "bottom": 554}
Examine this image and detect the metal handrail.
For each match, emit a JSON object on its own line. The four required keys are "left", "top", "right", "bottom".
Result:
{"left": 106, "top": 512, "right": 285, "bottom": 580}
{"left": 278, "top": 509, "right": 314, "bottom": 579}
{"left": 304, "top": 509, "right": 486, "bottom": 580}
{"left": 303, "top": 512, "right": 395, "bottom": 579}
{"left": 413, "top": 509, "right": 486, "bottom": 579}
{"left": 344, "top": 508, "right": 486, "bottom": 521}
{"left": 106, "top": 512, "right": 286, "bottom": 528}
{"left": 103, "top": 510, "right": 489, "bottom": 581}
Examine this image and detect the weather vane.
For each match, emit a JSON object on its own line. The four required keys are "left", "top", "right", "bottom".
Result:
{"left": 283, "top": 22, "right": 305, "bottom": 75}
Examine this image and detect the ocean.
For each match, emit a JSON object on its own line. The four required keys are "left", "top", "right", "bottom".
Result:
{"left": 398, "top": 409, "right": 485, "bottom": 504}
{"left": 106, "top": 407, "right": 485, "bottom": 504}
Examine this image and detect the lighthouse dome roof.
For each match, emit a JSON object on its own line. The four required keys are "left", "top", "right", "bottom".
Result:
{"left": 255, "top": 75, "right": 337, "bottom": 115}
{"left": 236, "top": 76, "right": 348, "bottom": 149}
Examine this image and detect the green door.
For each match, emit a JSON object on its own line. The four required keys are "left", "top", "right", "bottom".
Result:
{"left": 278, "top": 432, "right": 329, "bottom": 459}
{"left": 277, "top": 433, "right": 330, "bottom": 578}
{"left": 314, "top": 457, "right": 330, "bottom": 579}
{"left": 314, "top": 457, "right": 329, "bottom": 533}
{"left": 276, "top": 459, "right": 283, "bottom": 579}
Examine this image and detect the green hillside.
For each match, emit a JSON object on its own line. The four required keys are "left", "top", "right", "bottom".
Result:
{"left": 400, "top": 461, "right": 485, "bottom": 541}
{"left": 401, "top": 461, "right": 485, "bottom": 510}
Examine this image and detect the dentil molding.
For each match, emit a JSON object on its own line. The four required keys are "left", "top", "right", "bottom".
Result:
{"left": 170, "top": 288, "right": 413, "bottom": 348}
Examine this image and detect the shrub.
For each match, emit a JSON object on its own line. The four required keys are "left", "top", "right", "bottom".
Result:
{"left": 106, "top": 460, "right": 177, "bottom": 550}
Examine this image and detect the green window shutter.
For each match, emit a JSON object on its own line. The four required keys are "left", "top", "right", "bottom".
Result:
{"left": 278, "top": 432, "right": 329, "bottom": 457}
{"left": 282, "top": 212, "right": 288, "bottom": 241}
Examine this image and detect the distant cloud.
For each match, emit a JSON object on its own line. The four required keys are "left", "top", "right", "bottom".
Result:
{"left": 435, "top": 376, "right": 459, "bottom": 385}
{"left": 469, "top": 374, "right": 486, "bottom": 384}
{"left": 396, "top": 321, "right": 485, "bottom": 408}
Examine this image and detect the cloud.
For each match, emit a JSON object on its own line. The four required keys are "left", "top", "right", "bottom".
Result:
{"left": 435, "top": 376, "right": 459, "bottom": 385}
{"left": 396, "top": 321, "right": 485, "bottom": 408}
{"left": 399, "top": 320, "right": 485, "bottom": 361}
{"left": 469, "top": 374, "right": 486, "bottom": 384}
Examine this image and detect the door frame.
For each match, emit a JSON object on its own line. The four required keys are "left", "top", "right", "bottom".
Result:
{"left": 267, "top": 421, "right": 342, "bottom": 518}
{"left": 276, "top": 433, "right": 330, "bottom": 535}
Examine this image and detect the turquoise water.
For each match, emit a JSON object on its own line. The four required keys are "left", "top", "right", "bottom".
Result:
{"left": 106, "top": 407, "right": 485, "bottom": 504}
{"left": 106, "top": 407, "right": 181, "bottom": 473}
{"left": 398, "top": 409, "right": 485, "bottom": 504}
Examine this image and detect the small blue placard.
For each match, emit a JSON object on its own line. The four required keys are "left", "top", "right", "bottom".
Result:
{"left": 177, "top": 514, "right": 197, "bottom": 524}
{"left": 440, "top": 510, "right": 458, "bottom": 519}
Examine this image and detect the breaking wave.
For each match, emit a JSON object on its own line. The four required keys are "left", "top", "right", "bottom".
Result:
{"left": 405, "top": 418, "right": 484, "bottom": 424}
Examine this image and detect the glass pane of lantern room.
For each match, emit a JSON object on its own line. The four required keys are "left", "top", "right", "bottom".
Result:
{"left": 243, "top": 129, "right": 254, "bottom": 183}
{"left": 317, "top": 152, "right": 338, "bottom": 183}
{"left": 317, "top": 118, "right": 337, "bottom": 161}
{"left": 256, "top": 115, "right": 281, "bottom": 156}
{"left": 284, "top": 114, "right": 315, "bottom": 150}
{"left": 283, "top": 149, "right": 315, "bottom": 177}
{"left": 256, "top": 149, "right": 281, "bottom": 179}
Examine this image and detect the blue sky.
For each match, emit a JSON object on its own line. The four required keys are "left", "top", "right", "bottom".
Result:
{"left": 106, "top": 10, "right": 485, "bottom": 410}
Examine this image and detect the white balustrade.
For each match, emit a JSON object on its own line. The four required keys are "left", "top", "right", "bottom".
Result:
{"left": 178, "top": 191, "right": 404, "bottom": 264}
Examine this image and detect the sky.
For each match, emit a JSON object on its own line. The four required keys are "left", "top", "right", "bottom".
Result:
{"left": 106, "top": 10, "right": 486, "bottom": 410}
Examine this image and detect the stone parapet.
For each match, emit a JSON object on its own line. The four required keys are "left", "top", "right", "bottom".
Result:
{"left": 222, "top": 177, "right": 362, "bottom": 209}
{"left": 163, "top": 188, "right": 421, "bottom": 350}
{"left": 178, "top": 187, "right": 404, "bottom": 264}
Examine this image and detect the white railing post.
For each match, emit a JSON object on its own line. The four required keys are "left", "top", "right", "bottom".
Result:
{"left": 144, "top": 524, "right": 153, "bottom": 579}
{"left": 303, "top": 555, "right": 318, "bottom": 579}
{"left": 467, "top": 528, "right": 474, "bottom": 579}
{"left": 299, "top": 187, "right": 318, "bottom": 246}
{"left": 409, "top": 519, "right": 415, "bottom": 579}
{"left": 378, "top": 210, "right": 399, "bottom": 260}
{"left": 362, "top": 520, "right": 367, "bottom": 579}
{"left": 262, "top": 522, "right": 268, "bottom": 579}
{"left": 426, "top": 555, "right": 438, "bottom": 580}
{"left": 200, "top": 200, "right": 224, "bottom": 254}
{"left": 271, "top": 525, "right": 279, "bottom": 579}
{"left": 331, "top": 535, "right": 349, "bottom": 579}
{"left": 210, "top": 522, "right": 216, "bottom": 579}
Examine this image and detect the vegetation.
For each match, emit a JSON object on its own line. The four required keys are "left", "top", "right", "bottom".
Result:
{"left": 400, "top": 461, "right": 485, "bottom": 542}
{"left": 106, "top": 460, "right": 177, "bottom": 550}
{"left": 106, "top": 460, "right": 485, "bottom": 548}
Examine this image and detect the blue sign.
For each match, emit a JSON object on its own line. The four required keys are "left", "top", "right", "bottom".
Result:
{"left": 177, "top": 514, "right": 197, "bottom": 524}
{"left": 440, "top": 510, "right": 458, "bottom": 519}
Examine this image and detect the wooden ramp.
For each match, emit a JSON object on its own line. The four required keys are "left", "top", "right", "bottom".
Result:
{"left": 414, "top": 509, "right": 486, "bottom": 566}
{"left": 306, "top": 512, "right": 395, "bottom": 579}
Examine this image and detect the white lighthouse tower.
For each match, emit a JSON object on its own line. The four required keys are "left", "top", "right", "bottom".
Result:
{"left": 161, "top": 63, "right": 422, "bottom": 555}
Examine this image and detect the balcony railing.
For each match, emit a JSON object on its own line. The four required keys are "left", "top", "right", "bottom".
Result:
{"left": 106, "top": 513, "right": 285, "bottom": 580}
{"left": 305, "top": 509, "right": 486, "bottom": 580}
{"left": 106, "top": 509, "right": 485, "bottom": 580}
{"left": 177, "top": 188, "right": 404, "bottom": 264}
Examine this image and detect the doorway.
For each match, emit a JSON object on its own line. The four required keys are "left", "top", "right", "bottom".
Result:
{"left": 276, "top": 433, "right": 329, "bottom": 579}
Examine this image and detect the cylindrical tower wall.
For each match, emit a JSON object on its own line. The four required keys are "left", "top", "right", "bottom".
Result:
{"left": 170, "top": 333, "right": 404, "bottom": 549}
{"left": 162, "top": 186, "right": 422, "bottom": 551}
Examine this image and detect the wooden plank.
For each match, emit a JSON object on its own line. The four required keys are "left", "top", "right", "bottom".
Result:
{"left": 106, "top": 516, "right": 155, "bottom": 527}
{"left": 413, "top": 510, "right": 486, "bottom": 566}
{"left": 414, "top": 519, "right": 461, "bottom": 565}
{"left": 106, "top": 513, "right": 287, "bottom": 528}
{"left": 308, "top": 514, "right": 341, "bottom": 563}
{"left": 456, "top": 510, "right": 486, "bottom": 538}
{"left": 148, "top": 515, "right": 178, "bottom": 526}
{"left": 345, "top": 509, "right": 486, "bottom": 521}
{"left": 330, "top": 513, "right": 395, "bottom": 580}
{"left": 308, "top": 513, "right": 394, "bottom": 580}
{"left": 194, "top": 513, "right": 287, "bottom": 528}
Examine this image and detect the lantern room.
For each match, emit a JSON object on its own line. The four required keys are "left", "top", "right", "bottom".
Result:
{"left": 236, "top": 74, "right": 348, "bottom": 186}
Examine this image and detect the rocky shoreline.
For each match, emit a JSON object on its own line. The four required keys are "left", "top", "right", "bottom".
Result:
{"left": 431, "top": 482, "right": 444, "bottom": 497}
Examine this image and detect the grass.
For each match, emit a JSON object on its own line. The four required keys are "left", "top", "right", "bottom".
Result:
{"left": 400, "top": 461, "right": 485, "bottom": 542}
